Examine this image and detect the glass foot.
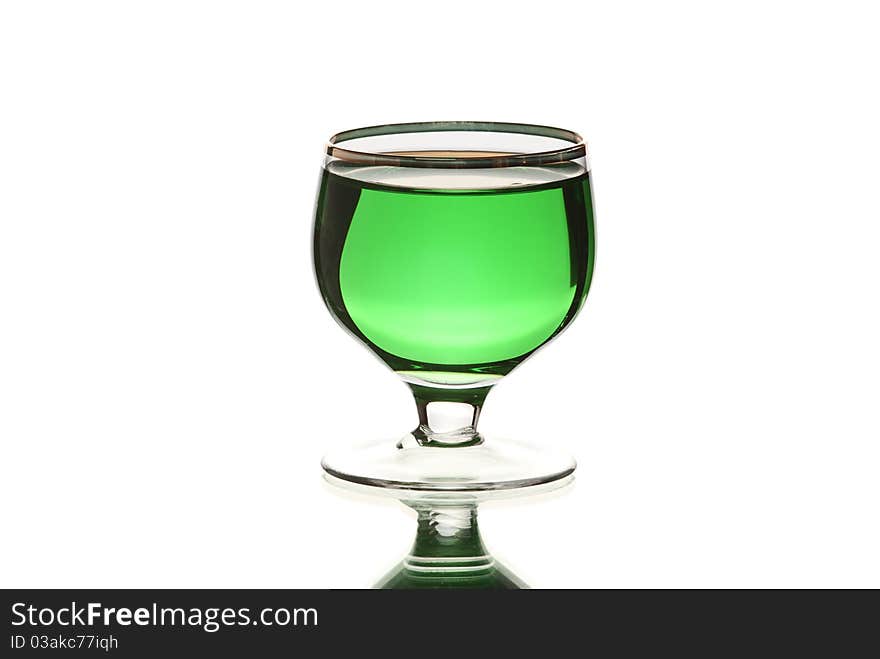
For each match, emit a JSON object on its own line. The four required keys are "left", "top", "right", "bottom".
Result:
{"left": 322, "top": 436, "right": 576, "bottom": 492}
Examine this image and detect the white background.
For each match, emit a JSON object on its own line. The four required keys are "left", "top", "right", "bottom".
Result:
{"left": 1, "top": 1, "right": 878, "bottom": 588}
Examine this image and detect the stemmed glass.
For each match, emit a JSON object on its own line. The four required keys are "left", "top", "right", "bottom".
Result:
{"left": 313, "top": 122, "right": 595, "bottom": 587}
{"left": 314, "top": 121, "right": 594, "bottom": 494}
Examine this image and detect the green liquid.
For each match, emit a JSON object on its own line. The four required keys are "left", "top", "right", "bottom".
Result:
{"left": 313, "top": 165, "right": 595, "bottom": 385}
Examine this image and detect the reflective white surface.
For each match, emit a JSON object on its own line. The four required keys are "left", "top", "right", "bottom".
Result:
{"left": 2, "top": 2, "right": 880, "bottom": 589}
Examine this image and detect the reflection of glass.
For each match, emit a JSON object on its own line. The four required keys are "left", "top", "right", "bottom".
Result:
{"left": 376, "top": 503, "right": 525, "bottom": 589}
{"left": 326, "top": 474, "right": 575, "bottom": 589}
{"left": 314, "top": 121, "right": 595, "bottom": 491}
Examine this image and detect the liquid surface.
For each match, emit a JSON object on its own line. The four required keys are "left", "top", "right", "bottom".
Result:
{"left": 313, "top": 164, "right": 595, "bottom": 384}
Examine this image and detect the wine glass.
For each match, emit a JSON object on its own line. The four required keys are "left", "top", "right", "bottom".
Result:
{"left": 313, "top": 121, "right": 594, "bottom": 492}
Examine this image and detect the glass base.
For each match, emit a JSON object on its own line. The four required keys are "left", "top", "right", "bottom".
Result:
{"left": 322, "top": 436, "right": 576, "bottom": 492}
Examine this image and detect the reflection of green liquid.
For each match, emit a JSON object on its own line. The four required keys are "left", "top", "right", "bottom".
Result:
{"left": 375, "top": 505, "right": 526, "bottom": 590}
{"left": 378, "top": 563, "right": 524, "bottom": 590}
{"left": 313, "top": 167, "right": 595, "bottom": 382}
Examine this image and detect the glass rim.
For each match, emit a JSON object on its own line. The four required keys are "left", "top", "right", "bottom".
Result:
{"left": 326, "top": 121, "right": 587, "bottom": 169}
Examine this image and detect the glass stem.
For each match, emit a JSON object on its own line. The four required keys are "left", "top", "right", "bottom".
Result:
{"left": 406, "top": 384, "right": 490, "bottom": 447}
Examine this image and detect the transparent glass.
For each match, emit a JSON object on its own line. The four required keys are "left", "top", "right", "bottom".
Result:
{"left": 313, "top": 121, "right": 595, "bottom": 491}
